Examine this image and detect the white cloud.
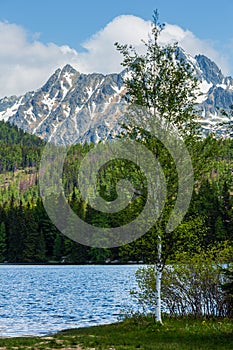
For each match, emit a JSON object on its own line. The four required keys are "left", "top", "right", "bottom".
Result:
{"left": 159, "top": 23, "right": 230, "bottom": 75}
{"left": 78, "top": 16, "right": 230, "bottom": 76}
{"left": 76, "top": 15, "right": 151, "bottom": 73}
{"left": 0, "top": 21, "right": 80, "bottom": 97}
{"left": 0, "top": 16, "right": 231, "bottom": 98}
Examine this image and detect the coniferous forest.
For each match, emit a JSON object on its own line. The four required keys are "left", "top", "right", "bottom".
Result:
{"left": 0, "top": 120, "right": 232, "bottom": 264}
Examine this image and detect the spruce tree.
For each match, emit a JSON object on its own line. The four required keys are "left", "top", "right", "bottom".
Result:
{"left": 0, "top": 222, "right": 7, "bottom": 262}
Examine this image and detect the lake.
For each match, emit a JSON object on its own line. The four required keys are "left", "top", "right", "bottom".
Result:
{"left": 0, "top": 265, "right": 140, "bottom": 337}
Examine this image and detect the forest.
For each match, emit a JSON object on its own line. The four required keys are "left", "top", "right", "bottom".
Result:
{"left": 0, "top": 119, "right": 232, "bottom": 264}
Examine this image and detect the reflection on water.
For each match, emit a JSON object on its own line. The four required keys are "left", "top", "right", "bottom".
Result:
{"left": 0, "top": 265, "right": 139, "bottom": 337}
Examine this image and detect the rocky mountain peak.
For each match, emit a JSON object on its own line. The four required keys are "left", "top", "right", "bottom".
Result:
{"left": 195, "top": 54, "right": 224, "bottom": 85}
{"left": 61, "top": 63, "right": 78, "bottom": 74}
{"left": 0, "top": 51, "right": 233, "bottom": 142}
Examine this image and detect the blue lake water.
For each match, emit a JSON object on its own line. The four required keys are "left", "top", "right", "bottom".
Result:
{"left": 0, "top": 265, "right": 140, "bottom": 337}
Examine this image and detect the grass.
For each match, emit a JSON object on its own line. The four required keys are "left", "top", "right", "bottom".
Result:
{"left": 0, "top": 316, "right": 232, "bottom": 350}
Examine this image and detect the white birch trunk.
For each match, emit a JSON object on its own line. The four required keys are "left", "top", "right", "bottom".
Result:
{"left": 155, "top": 237, "right": 162, "bottom": 323}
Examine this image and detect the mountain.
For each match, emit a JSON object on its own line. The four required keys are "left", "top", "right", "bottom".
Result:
{"left": 194, "top": 55, "right": 233, "bottom": 134}
{"left": 0, "top": 65, "right": 126, "bottom": 145}
{"left": 1, "top": 51, "right": 233, "bottom": 144}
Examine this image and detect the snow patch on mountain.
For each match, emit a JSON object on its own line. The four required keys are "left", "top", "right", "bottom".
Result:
{"left": 0, "top": 96, "right": 23, "bottom": 121}
{"left": 0, "top": 52, "right": 233, "bottom": 143}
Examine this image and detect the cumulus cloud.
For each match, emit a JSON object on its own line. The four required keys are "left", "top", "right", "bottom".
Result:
{"left": 77, "top": 15, "right": 151, "bottom": 73}
{"left": 159, "top": 23, "right": 230, "bottom": 75}
{"left": 0, "top": 16, "right": 230, "bottom": 98}
{"left": 0, "top": 21, "right": 81, "bottom": 97}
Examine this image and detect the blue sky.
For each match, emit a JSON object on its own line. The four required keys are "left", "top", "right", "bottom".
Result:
{"left": 0, "top": 0, "right": 233, "bottom": 97}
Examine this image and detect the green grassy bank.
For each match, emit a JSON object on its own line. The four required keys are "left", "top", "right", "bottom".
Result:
{"left": 0, "top": 317, "right": 232, "bottom": 350}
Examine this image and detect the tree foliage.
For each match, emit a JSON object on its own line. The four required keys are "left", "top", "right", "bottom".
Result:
{"left": 131, "top": 244, "right": 233, "bottom": 318}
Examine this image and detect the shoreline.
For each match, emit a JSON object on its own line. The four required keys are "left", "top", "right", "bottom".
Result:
{"left": 0, "top": 262, "right": 145, "bottom": 266}
{"left": 0, "top": 320, "right": 120, "bottom": 339}
{"left": 0, "top": 317, "right": 232, "bottom": 350}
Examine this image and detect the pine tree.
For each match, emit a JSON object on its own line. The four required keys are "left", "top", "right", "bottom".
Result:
{"left": 0, "top": 222, "right": 7, "bottom": 262}
{"left": 7, "top": 199, "right": 25, "bottom": 262}
{"left": 53, "top": 233, "right": 63, "bottom": 262}
{"left": 23, "top": 203, "right": 46, "bottom": 262}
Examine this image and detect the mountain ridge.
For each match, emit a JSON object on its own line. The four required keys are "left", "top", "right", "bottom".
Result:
{"left": 1, "top": 51, "right": 233, "bottom": 144}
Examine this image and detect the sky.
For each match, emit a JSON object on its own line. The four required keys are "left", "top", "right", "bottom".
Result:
{"left": 0, "top": 0, "right": 233, "bottom": 98}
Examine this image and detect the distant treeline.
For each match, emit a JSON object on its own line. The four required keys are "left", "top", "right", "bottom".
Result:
{"left": 0, "top": 121, "right": 44, "bottom": 172}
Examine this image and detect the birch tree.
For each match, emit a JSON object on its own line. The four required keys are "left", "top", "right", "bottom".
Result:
{"left": 116, "top": 11, "right": 200, "bottom": 323}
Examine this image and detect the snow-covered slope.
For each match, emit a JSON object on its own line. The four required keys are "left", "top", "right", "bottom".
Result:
{"left": 0, "top": 64, "right": 126, "bottom": 144}
{"left": 0, "top": 52, "right": 233, "bottom": 144}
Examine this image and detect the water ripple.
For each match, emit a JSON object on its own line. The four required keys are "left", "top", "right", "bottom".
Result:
{"left": 0, "top": 265, "right": 139, "bottom": 337}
